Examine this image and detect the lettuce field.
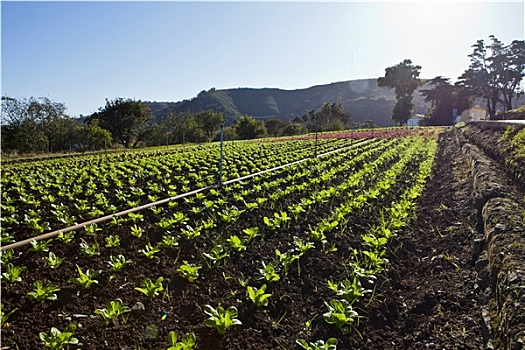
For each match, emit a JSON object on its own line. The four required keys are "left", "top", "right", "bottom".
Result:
{"left": 3, "top": 125, "right": 522, "bottom": 349}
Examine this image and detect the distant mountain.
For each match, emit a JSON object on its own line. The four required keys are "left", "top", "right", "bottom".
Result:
{"left": 144, "top": 78, "right": 524, "bottom": 127}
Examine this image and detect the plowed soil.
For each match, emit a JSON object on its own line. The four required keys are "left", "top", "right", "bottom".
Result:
{"left": 1, "top": 129, "right": 492, "bottom": 349}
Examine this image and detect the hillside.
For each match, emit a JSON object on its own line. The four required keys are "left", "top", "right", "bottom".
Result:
{"left": 146, "top": 79, "right": 432, "bottom": 127}
{"left": 145, "top": 79, "right": 525, "bottom": 127}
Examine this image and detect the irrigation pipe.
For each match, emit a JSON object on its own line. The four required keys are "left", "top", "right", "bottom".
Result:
{"left": 1, "top": 139, "right": 372, "bottom": 252}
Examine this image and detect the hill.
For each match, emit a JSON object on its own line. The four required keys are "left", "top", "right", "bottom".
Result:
{"left": 146, "top": 79, "right": 432, "bottom": 127}
{"left": 145, "top": 78, "right": 524, "bottom": 127}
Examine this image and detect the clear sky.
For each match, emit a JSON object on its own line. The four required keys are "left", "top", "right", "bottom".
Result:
{"left": 2, "top": 1, "right": 524, "bottom": 117}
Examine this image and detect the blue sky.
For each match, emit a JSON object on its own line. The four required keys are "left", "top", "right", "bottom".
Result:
{"left": 2, "top": 1, "right": 524, "bottom": 117}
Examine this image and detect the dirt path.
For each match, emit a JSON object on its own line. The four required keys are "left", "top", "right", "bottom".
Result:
{"left": 363, "top": 129, "right": 484, "bottom": 349}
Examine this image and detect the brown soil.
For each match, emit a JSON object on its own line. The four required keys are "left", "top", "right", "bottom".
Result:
{"left": 363, "top": 129, "right": 484, "bottom": 349}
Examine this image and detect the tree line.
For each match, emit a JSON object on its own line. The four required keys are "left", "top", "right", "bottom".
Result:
{"left": 379, "top": 35, "right": 524, "bottom": 125}
{"left": 1, "top": 94, "right": 355, "bottom": 154}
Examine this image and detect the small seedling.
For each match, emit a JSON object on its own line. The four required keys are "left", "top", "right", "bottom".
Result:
{"left": 135, "top": 277, "right": 164, "bottom": 299}
{"left": 204, "top": 304, "right": 242, "bottom": 335}
{"left": 39, "top": 323, "right": 78, "bottom": 350}
{"left": 246, "top": 284, "right": 272, "bottom": 307}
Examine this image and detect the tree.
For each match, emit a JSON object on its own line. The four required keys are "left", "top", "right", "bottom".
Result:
{"left": 362, "top": 119, "right": 376, "bottom": 128}
{"left": 264, "top": 118, "right": 287, "bottom": 137}
{"left": 234, "top": 116, "right": 267, "bottom": 140}
{"left": 194, "top": 110, "right": 224, "bottom": 142}
{"left": 315, "top": 103, "right": 350, "bottom": 131}
{"left": 78, "top": 120, "right": 113, "bottom": 151}
{"left": 458, "top": 36, "right": 525, "bottom": 119}
{"left": 378, "top": 59, "right": 422, "bottom": 125}
{"left": 491, "top": 38, "right": 525, "bottom": 113}
{"left": 282, "top": 123, "right": 308, "bottom": 136}
{"left": 1, "top": 96, "right": 71, "bottom": 153}
{"left": 88, "top": 98, "right": 152, "bottom": 148}
{"left": 420, "top": 77, "right": 471, "bottom": 125}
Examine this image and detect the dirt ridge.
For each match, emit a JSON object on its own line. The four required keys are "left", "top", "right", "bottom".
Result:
{"left": 459, "top": 124, "right": 525, "bottom": 350}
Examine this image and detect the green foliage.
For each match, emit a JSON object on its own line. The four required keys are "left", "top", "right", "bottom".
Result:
{"left": 135, "top": 277, "right": 164, "bottom": 299}
{"left": 202, "top": 245, "right": 230, "bottom": 267}
{"left": 79, "top": 241, "right": 100, "bottom": 258}
{"left": 1, "top": 263, "right": 25, "bottom": 283}
{"left": 27, "top": 281, "right": 60, "bottom": 301}
{"left": 140, "top": 243, "right": 161, "bottom": 259}
{"left": 30, "top": 239, "right": 52, "bottom": 253}
{"left": 57, "top": 231, "right": 75, "bottom": 243}
{"left": 39, "top": 324, "right": 78, "bottom": 350}
{"left": 327, "top": 276, "right": 372, "bottom": 304}
{"left": 296, "top": 338, "right": 338, "bottom": 350}
{"left": 378, "top": 59, "right": 421, "bottom": 125}
{"left": 83, "top": 223, "right": 102, "bottom": 236}
{"left": 107, "top": 254, "right": 132, "bottom": 272}
{"left": 68, "top": 265, "right": 101, "bottom": 289}
{"left": 275, "top": 248, "right": 300, "bottom": 276}
{"left": 0, "top": 96, "right": 101, "bottom": 154}
{"left": 94, "top": 299, "right": 131, "bottom": 325}
{"left": 159, "top": 234, "right": 179, "bottom": 248}
{"left": 309, "top": 103, "right": 350, "bottom": 131}
{"left": 130, "top": 224, "right": 144, "bottom": 237}
{"left": 256, "top": 262, "right": 280, "bottom": 283}
{"left": 177, "top": 261, "right": 201, "bottom": 283}
{"left": 227, "top": 235, "right": 247, "bottom": 252}
{"left": 263, "top": 211, "right": 291, "bottom": 231}
{"left": 246, "top": 284, "right": 272, "bottom": 307}
{"left": 234, "top": 116, "right": 267, "bottom": 140}
{"left": 323, "top": 299, "right": 359, "bottom": 334}
{"left": 104, "top": 235, "right": 121, "bottom": 247}
{"left": 242, "top": 227, "right": 260, "bottom": 242}
{"left": 167, "top": 331, "right": 197, "bottom": 350}
{"left": 420, "top": 76, "right": 470, "bottom": 125}
{"left": 458, "top": 36, "right": 524, "bottom": 118}
{"left": 88, "top": 97, "right": 152, "bottom": 148}
{"left": 1, "top": 304, "right": 17, "bottom": 327}
{"left": 204, "top": 304, "right": 242, "bottom": 334}
{"left": 43, "top": 252, "right": 64, "bottom": 269}
{"left": 194, "top": 110, "right": 224, "bottom": 142}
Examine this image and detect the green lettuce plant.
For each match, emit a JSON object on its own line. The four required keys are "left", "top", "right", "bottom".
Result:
{"left": 296, "top": 338, "right": 338, "bottom": 350}
{"left": 202, "top": 245, "right": 230, "bottom": 267}
{"left": 1, "top": 304, "right": 17, "bottom": 328}
{"left": 43, "top": 252, "right": 64, "bottom": 269}
{"left": 256, "top": 262, "right": 280, "bottom": 283}
{"left": 94, "top": 299, "right": 131, "bottom": 325}
{"left": 1, "top": 263, "right": 25, "bottom": 283}
{"left": 135, "top": 277, "right": 164, "bottom": 298}
{"left": 323, "top": 299, "right": 359, "bottom": 334}
{"left": 27, "top": 281, "right": 60, "bottom": 302}
{"left": 68, "top": 265, "right": 101, "bottom": 289}
{"left": 246, "top": 284, "right": 272, "bottom": 307}
{"left": 107, "top": 254, "right": 132, "bottom": 272}
{"left": 204, "top": 304, "right": 242, "bottom": 335}
{"left": 167, "top": 331, "right": 196, "bottom": 350}
{"left": 177, "top": 261, "right": 201, "bottom": 283}
{"left": 39, "top": 324, "right": 79, "bottom": 350}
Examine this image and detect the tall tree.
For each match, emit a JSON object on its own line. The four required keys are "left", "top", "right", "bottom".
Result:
{"left": 194, "top": 110, "right": 224, "bottom": 142}
{"left": 1, "top": 96, "right": 71, "bottom": 153}
{"left": 378, "top": 59, "right": 422, "bottom": 125}
{"left": 88, "top": 98, "right": 152, "bottom": 148}
{"left": 234, "top": 116, "right": 267, "bottom": 140}
{"left": 315, "top": 103, "right": 350, "bottom": 131}
{"left": 458, "top": 36, "right": 525, "bottom": 119}
{"left": 490, "top": 37, "right": 525, "bottom": 113}
{"left": 421, "top": 77, "right": 471, "bottom": 125}
{"left": 264, "top": 118, "right": 287, "bottom": 137}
